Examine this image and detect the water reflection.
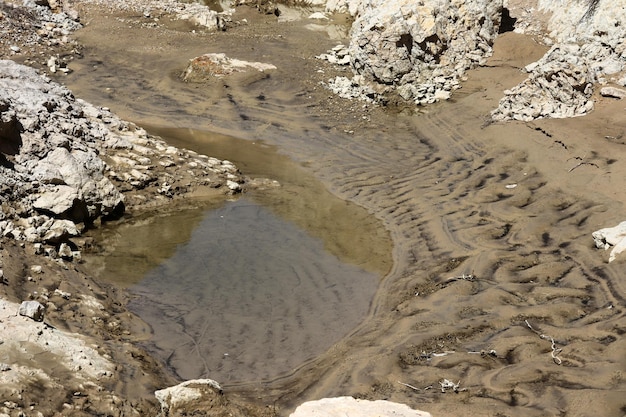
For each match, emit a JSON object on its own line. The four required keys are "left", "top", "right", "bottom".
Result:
{"left": 128, "top": 197, "right": 380, "bottom": 382}
{"left": 143, "top": 125, "right": 393, "bottom": 276}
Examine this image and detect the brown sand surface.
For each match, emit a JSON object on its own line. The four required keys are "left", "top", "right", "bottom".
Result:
{"left": 58, "top": 5, "right": 626, "bottom": 417}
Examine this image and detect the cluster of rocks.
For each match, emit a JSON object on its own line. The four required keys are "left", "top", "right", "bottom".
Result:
{"left": 318, "top": 0, "right": 626, "bottom": 120}
{"left": 319, "top": 0, "right": 504, "bottom": 105}
{"left": 0, "top": 59, "right": 244, "bottom": 261}
{"left": 491, "top": 0, "right": 626, "bottom": 121}
{"left": 0, "top": 0, "right": 81, "bottom": 69}
{"left": 490, "top": 43, "right": 596, "bottom": 121}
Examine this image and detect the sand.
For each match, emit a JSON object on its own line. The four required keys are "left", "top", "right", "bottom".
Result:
{"left": 2, "top": 2, "right": 626, "bottom": 416}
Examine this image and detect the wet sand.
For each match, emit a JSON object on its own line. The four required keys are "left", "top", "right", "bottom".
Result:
{"left": 61, "top": 4, "right": 626, "bottom": 417}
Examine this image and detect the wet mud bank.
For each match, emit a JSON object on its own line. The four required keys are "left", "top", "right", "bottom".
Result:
{"left": 59, "top": 4, "right": 626, "bottom": 417}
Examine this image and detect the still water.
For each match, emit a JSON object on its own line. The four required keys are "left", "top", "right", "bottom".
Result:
{"left": 88, "top": 128, "right": 392, "bottom": 383}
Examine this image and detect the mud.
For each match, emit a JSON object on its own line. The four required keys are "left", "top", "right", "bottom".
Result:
{"left": 58, "top": 4, "right": 626, "bottom": 417}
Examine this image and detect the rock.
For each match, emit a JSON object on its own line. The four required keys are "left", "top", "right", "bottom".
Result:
{"left": 322, "top": 0, "right": 503, "bottom": 104}
{"left": 18, "top": 300, "right": 45, "bottom": 322}
{"left": 309, "top": 12, "right": 329, "bottom": 20}
{"left": 181, "top": 53, "right": 276, "bottom": 82}
{"left": 289, "top": 397, "right": 433, "bottom": 417}
{"left": 155, "top": 379, "right": 223, "bottom": 415}
{"left": 600, "top": 86, "right": 626, "bottom": 99}
{"left": 491, "top": 43, "right": 595, "bottom": 121}
{"left": 491, "top": 1, "right": 626, "bottom": 121}
{"left": 592, "top": 221, "right": 626, "bottom": 263}
{"left": 57, "top": 242, "right": 73, "bottom": 260}
{"left": 41, "top": 219, "right": 80, "bottom": 243}
{"left": 33, "top": 185, "right": 80, "bottom": 217}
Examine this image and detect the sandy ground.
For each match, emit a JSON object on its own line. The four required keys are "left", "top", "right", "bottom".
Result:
{"left": 1, "top": 1, "right": 626, "bottom": 417}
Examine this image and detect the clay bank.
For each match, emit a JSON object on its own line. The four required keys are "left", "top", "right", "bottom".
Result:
{"left": 2, "top": 0, "right": 626, "bottom": 416}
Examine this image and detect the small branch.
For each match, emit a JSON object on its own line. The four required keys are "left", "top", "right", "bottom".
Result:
{"left": 567, "top": 154, "right": 599, "bottom": 172}
{"left": 525, "top": 320, "right": 563, "bottom": 365}
{"left": 397, "top": 381, "right": 421, "bottom": 392}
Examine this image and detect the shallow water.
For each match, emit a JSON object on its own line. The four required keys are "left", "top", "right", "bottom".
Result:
{"left": 85, "top": 126, "right": 392, "bottom": 382}
{"left": 126, "top": 197, "right": 380, "bottom": 382}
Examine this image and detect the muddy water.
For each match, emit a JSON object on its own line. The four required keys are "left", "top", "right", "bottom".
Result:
{"left": 107, "top": 198, "right": 381, "bottom": 382}
{"left": 64, "top": 5, "right": 626, "bottom": 417}
{"left": 86, "top": 127, "right": 391, "bottom": 383}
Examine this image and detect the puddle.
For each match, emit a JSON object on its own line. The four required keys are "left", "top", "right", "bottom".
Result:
{"left": 86, "top": 127, "right": 392, "bottom": 383}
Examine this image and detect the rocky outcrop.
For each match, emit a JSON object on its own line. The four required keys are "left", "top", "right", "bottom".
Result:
{"left": 491, "top": 0, "right": 626, "bottom": 121}
{"left": 321, "top": 0, "right": 504, "bottom": 105}
{"left": 289, "top": 397, "right": 433, "bottom": 417}
{"left": 0, "top": 60, "right": 244, "bottom": 253}
{"left": 490, "top": 43, "right": 595, "bottom": 121}
{"left": 0, "top": 60, "right": 124, "bottom": 225}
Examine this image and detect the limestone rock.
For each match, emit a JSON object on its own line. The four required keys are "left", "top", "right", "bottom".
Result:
{"left": 322, "top": 0, "right": 503, "bottom": 104}
{"left": 18, "top": 300, "right": 45, "bottom": 322}
{"left": 33, "top": 185, "right": 80, "bottom": 216}
{"left": 491, "top": 44, "right": 595, "bottom": 121}
{"left": 491, "top": 0, "right": 626, "bottom": 121}
{"left": 600, "top": 86, "right": 626, "bottom": 99}
{"left": 290, "top": 397, "right": 433, "bottom": 417}
{"left": 592, "top": 221, "right": 626, "bottom": 263}
{"left": 181, "top": 53, "right": 276, "bottom": 82}
{"left": 155, "top": 379, "right": 224, "bottom": 415}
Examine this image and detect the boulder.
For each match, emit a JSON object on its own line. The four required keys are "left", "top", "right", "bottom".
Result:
{"left": 491, "top": 0, "right": 626, "bottom": 121}
{"left": 323, "top": 0, "right": 503, "bottom": 104}
{"left": 33, "top": 185, "right": 80, "bottom": 217}
{"left": 290, "top": 397, "right": 433, "bottom": 417}
{"left": 491, "top": 44, "right": 595, "bottom": 121}
{"left": 155, "top": 379, "right": 224, "bottom": 415}
{"left": 18, "top": 300, "right": 46, "bottom": 322}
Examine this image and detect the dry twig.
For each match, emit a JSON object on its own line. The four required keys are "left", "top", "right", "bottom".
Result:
{"left": 525, "top": 320, "right": 563, "bottom": 365}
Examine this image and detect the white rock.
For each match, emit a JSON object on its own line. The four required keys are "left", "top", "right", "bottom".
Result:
{"left": 325, "top": 0, "right": 503, "bottom": 105}
{"left": 492, "top": 1, "right": 626, "bottom": 121}
{"left": 33, "top": 185, "right": 79, "bottom": 216}
{"left": 290, "top": 397, "right": 432, "bottom": 417}
{"left": 18, "top": 300, "right": 46, "bottom": 322}
{"left": 181, "top": 53, "right": 276, "bottom": 82}
{"left": 600, "top": 86, "right": 626, "bottom": 99}
{"left": 42, "top": 219, "right": 80, "bottom": 243}
{"left": 226, "top": 180, "right": 241, "bottom": 192}
{"left": 592, "top": 221, "right": 626, "bottom": 263}
{"left": 155, "top": 379, "right": 222, "bottom": 414}
{"left": 309, "top": 12, "right": 329, "bottom": 20}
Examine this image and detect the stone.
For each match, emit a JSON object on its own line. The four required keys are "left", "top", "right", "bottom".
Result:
{"left": 491, "top": 0, "right": 626, "bottom": 121}
{"left": 41, "top": 219, "right": 80, "bottom": 243}
{"left": 33, "top": 185, "right": 80, "bottom": 216}
{"left": 289, "top": 397, "right": 433, "bottom": 417}
{"left": 323, "top": 0, "right": 503, "bottom": 104}
{"left": 600, "top": 86, "right": 626, "bottom": 99}
{"left": 18, "top": 300, "right": 46, "bottom": 322}
{"left": 181, "top": 53, "right": 276, "bottom": 82}
{"left": 592, "top": 221, "right": 626, "bottom": 263}
{"left": 155, "top": 379, "right": 223, "bottom": 415}
{"left": 57, "top": 243, "right": 73, "bottom": 260}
